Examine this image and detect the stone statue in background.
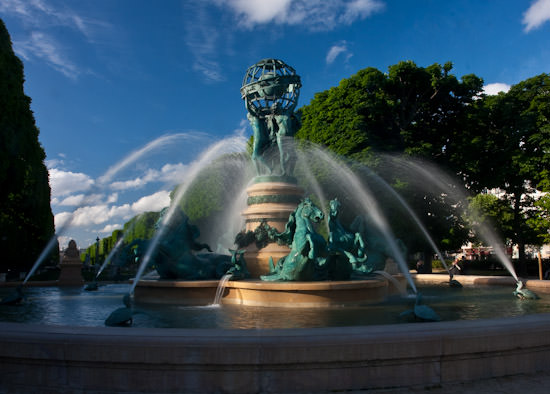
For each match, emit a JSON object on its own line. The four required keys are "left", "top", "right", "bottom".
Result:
{"left": 241, "top": 59, "right": 301, "bottom": 176}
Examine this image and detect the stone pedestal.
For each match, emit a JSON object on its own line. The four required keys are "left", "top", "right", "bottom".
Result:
{"left": 58, "top": 240, "right": 84, "bottom": 286}
{"left": 241, "top": 178, "right": 304, "bottom": 278}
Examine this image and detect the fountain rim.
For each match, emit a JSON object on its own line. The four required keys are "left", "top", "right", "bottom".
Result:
{"left": 134, "top": 277, "right": 392, "bottom": 291}
{"left": 3, "top": 276, "right": 550, "bottom": 392}
{"left": 3, "top": 312, "right": 550, "bottom": 393}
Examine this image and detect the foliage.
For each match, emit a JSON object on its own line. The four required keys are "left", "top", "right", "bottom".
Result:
{"left": 296, "top": 61, "right": 483, "bottom": 256}
{"left": 81, "top": 211, "right": 161, "bottom": 266}
{"left": 467, "top": 75, "right": 550, "bottom": 262}
{"left": 528, "top": 194, "right": 550, "bottom": 245}
{"left": 176, "top": 153, "right": 251, "bottom": 247}
{"left": 466, "top": 193, "right": 514, "bottom": 243}
{"left": 296, "top": 61, "right": 550, "bottom": 261}
{"left": 0, "top": 19, "right": 57, "bottom": 273}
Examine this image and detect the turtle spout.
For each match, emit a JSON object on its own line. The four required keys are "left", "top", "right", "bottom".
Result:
{"left": 514, "top": 280, "right": 539, "bottom": 300}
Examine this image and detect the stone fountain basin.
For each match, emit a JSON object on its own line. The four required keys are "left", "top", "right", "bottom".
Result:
{"left": 134, "top": 276, "right": 406, "bottom": 307}
{"left": 1, "top": 276, "right": 550, "bottom": 393}
{"left": 1, "top": 313, "right": 550, "bottom": 393}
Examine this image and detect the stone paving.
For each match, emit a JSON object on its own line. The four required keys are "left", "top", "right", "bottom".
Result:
{"left": 355, "top": 371, "right": 550, "bottom": 393}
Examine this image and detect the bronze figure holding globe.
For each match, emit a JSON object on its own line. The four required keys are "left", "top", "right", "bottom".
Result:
{"left": 240, "top": 59, "right": 302, "bottom": 176}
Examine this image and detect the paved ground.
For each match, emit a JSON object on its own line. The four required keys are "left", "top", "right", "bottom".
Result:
{"left": 350, "top": 371, "right": 550, "bottom": 393}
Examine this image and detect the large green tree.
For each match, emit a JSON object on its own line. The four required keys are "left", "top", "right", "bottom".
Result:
{"left": 297, "top": 61, "right": 483, "bottom": 260}
{"left": 0, "top": 19, "right": 56, "bottom": 274}
{"left": 297, "top": 61, "right": 484, "bottom": 166}
{"left": 464, "top": 75, "right": 550, "bottom": 268}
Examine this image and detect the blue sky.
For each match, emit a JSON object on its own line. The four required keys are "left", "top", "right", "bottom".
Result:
{"left": 1, "top": 0, "right": 550, "bottom": 249}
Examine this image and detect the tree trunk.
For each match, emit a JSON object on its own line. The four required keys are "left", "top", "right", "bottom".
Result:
{"left": 513, "top": 191, "right": 527, "bottom": 277}
{"left": 423, "top": 250, "right": 433, "bottom": 274}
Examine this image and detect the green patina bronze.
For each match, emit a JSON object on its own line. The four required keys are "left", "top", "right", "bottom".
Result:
{"left": 151, "top": 208, "right": 247, "bottom": 280}
{"left": 249, "top": 198, "right": 408, "bottom": 281}
{"left": 400, "top": 293, "right": 441, "bottom": 322}
{"left": 261, "top": 198, "right": 327, "bottom": 281}
{"left": 514, "top": 280, "right": 539, "bottom": 300}
{"left": 251, "top": 175, "right": 298, "bottom": 184}
{"left": 247, "top": 194, "right": 302, "bottom": 206}
{"left": 226, "top": 249, "right": 250, "bottom": 280}
{"left": 328, "top": 198, "right": 366, "bottom": 257}
{"left": 348, "top": 215, "right": 404, "bottom": 276}
{"left": 241, "top": 59, "right": 302, "bottom": 177}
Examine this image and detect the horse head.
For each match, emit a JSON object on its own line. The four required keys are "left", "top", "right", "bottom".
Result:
{"left": 329, "top": 198, "right": 341, "bottom": 218}
{"left": 298, "top": 198, "right": 324, "bottom": 223}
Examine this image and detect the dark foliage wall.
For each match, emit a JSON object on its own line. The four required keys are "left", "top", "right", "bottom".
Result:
{"left": 0, "top": 19, "right": 57, "bottom": 273}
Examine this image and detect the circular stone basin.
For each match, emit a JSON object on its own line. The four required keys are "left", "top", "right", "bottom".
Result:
{"left": 3, "top": 277, "right": 550, "bottom": 393}
{"left": 2, "top": 277, "right": 550, "bottom": 329}
{"left": 133, "top": 277, "right": 405, "bottom": 307}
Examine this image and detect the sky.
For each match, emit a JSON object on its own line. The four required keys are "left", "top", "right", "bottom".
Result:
{"left": 1, "top": 0, "right": 550, "bottom": 249}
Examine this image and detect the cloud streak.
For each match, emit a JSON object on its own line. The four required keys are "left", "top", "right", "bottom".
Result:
{"left": 184, "top": 2, "right": 225, "bottom": 82}
{"left": 523, "top": 0, "right": 550, "bottom": 32}
{"left": 326, "top": 41, "right": 351, "bottom": 64}
{"left": 215, "top": 0, "right": 385, "bottom": 30}
{"left": 14, "top": 31, "right": 79, "bottom": 79}
{"left": 1, "top": 0, "right": 109, "bottom": 79}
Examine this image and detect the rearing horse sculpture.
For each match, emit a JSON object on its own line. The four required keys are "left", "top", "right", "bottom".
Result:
{"left": 328, "top": 198, "right": 366, "bottom": 257}
{"left": 261, "top": 198, "right": 326, "bottom": 281}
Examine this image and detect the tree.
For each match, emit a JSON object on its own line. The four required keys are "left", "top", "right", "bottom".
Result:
{"left": 528, "top": 194, "right": 550, "bottom": 245}
{"left": 0, "top": 19, "right": 57, "bottom": 274}
{"left": 468, "top": 75, "right": 550, "bottom": 269}
{"left": 296, "top": 61, "right": 483, "bottom": 258}
{"left": 466, "top": 193, "right": 514, "bottom": 244}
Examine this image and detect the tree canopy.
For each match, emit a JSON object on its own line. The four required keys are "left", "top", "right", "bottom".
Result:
{"left": 0, "top": 19, "right": 57, "bottom": 274}
{"left": 297, "top": 61, "right": 550, "bottom": 262}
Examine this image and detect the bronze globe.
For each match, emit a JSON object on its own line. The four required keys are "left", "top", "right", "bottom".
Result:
{"left": 240, "top": 58, "right": 301, "bottom": 117}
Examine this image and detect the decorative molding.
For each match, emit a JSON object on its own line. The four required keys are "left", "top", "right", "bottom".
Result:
{"left": 247, "top": 194, "right": 301, "bottom": 205}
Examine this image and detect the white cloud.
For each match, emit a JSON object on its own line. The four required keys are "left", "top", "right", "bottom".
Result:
{"left": 483, "top": 83, "right": 511, "bottom": 95}
{"left": 106, "top": 193, "right": 119, "bottom": 204}
{"left": 218, "top": 0, "right": 292, "bottom": 26}
{"left": 49, "top": 168, "right": 94, "bottom": 198}
{"left": 326, "top": 41, "right": 351, "bottom": 64}
{"left": 54, "top": 191, "right": 170, "bottom": 229}
{"left": 45, "top": 158, "right": 65, "bottom": 169}
{"left": 14, "top": 31, "right": 79, "bottom": 79}
{"left": 216, "top": 0, "right": 385, "bottom": 30}
{"left": 340, "top": 0, "right": 385, "bottom": 24}
{"left": 99, "top": 224, "right": 122, "bottom": 234}
{"left": 109, "top": 163, "right": 188, "bottom": 191}
{"left": 58, "top": 193, "right": 104, "bottom": 207}
{"left": 131, "top": 190, "right": 171, "bottom": 213}
{"left": 523, "top": 0, "right": 550, "bottom": 32}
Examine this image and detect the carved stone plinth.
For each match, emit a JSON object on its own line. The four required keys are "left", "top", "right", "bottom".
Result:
{"left": 241, "top": 179, "right": 304, "bottom": 278}
{"left": 58, "top": 240, "right": 84, "bottom": 286}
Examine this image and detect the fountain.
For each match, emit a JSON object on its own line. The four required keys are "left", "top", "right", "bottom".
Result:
{"left": 132, "top": 58, "right": 410, "bottom": 308}
{"left": 2, "top": 59, "right": 550, "bottom": 393}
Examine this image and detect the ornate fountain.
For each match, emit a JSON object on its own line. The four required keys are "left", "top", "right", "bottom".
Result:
{"left": 133, "top": 59, "right": 407, "bottom": 306}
